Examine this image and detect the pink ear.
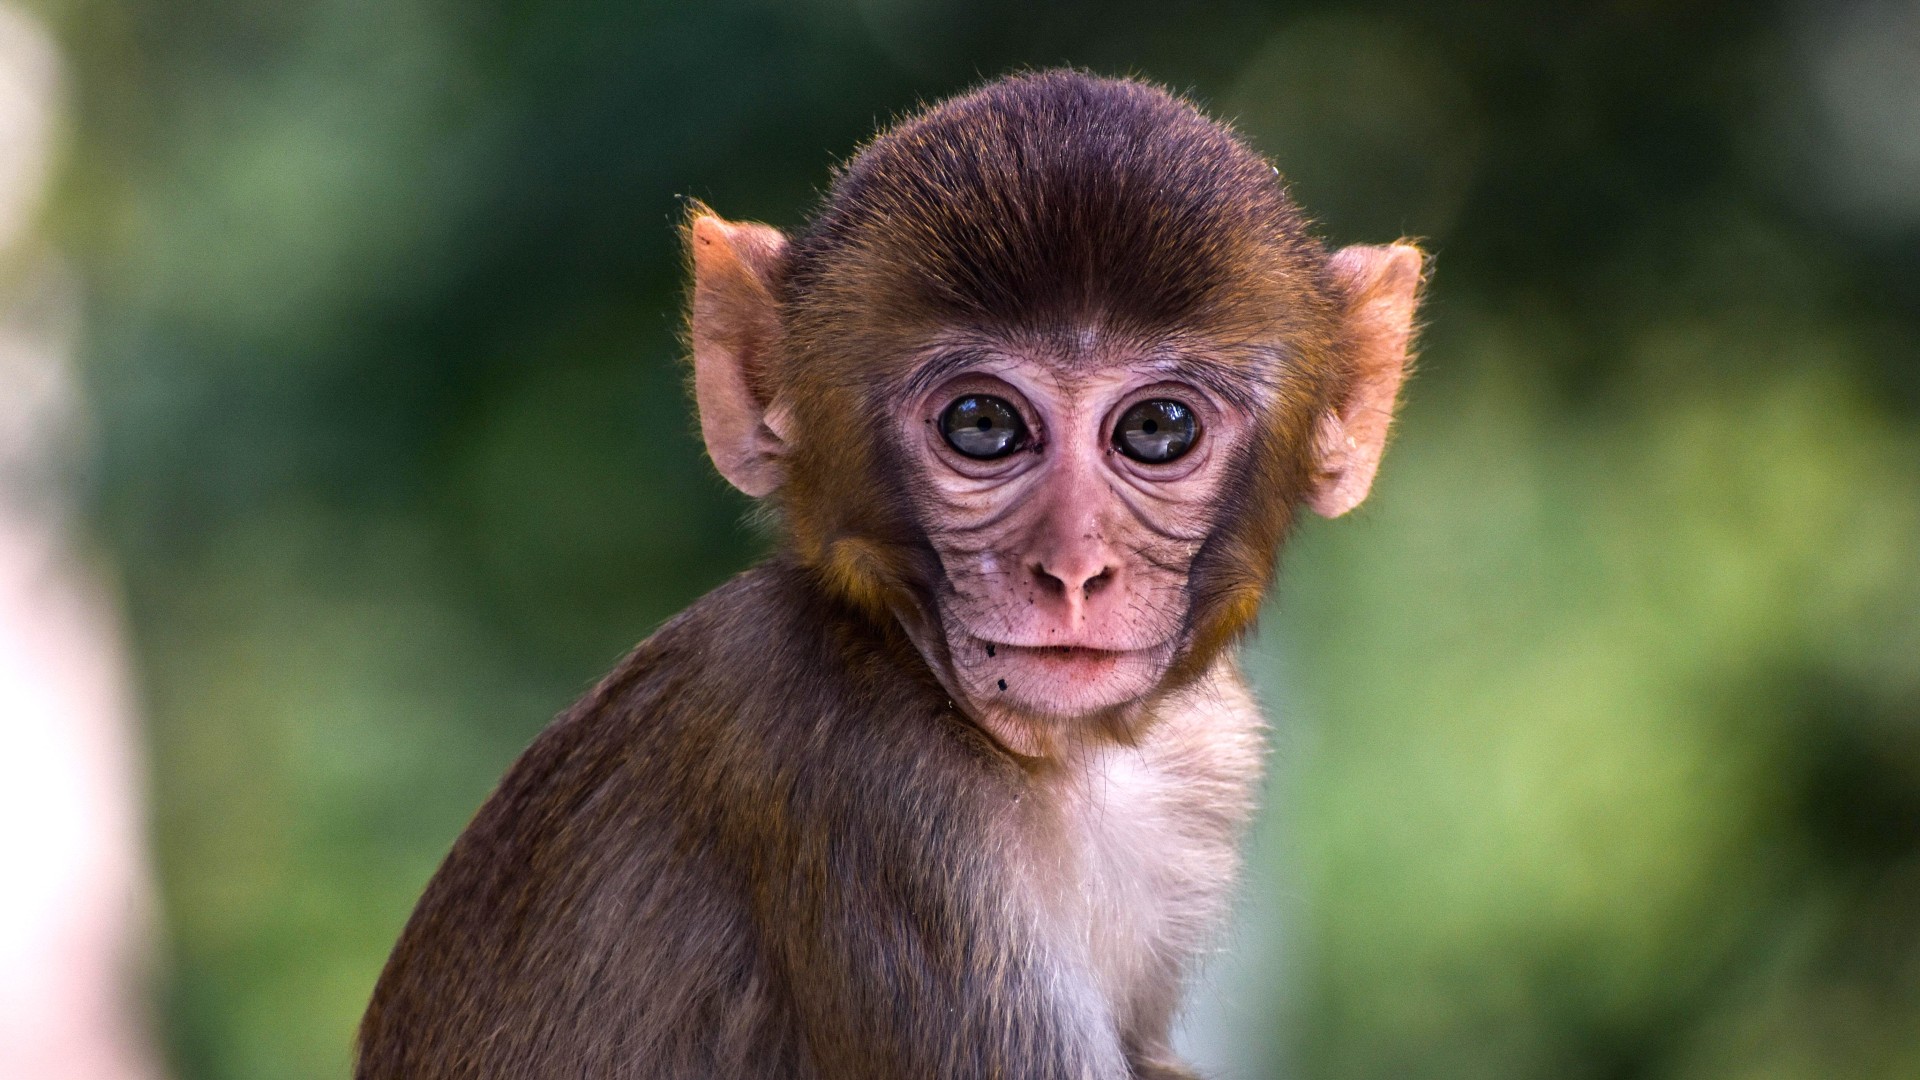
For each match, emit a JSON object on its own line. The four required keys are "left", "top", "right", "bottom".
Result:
{"left": 1306, "top": 243, "right": 1425, "bottom": 518}
{"left": 688, "top": 213, "right": 790, "bottom": 498}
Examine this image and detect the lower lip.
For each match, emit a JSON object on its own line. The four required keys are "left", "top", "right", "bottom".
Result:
{"left": 994, "top": 645, "right": 1125, "bottom": 677}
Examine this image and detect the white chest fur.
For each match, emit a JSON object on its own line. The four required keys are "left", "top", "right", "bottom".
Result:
{"left": 1017, "top": 665, "right": 1267, "bottom": 1040}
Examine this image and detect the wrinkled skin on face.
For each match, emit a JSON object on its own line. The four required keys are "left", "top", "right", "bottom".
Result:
{"left": 893, "top": 336, "right": 1266, "bottom": 755}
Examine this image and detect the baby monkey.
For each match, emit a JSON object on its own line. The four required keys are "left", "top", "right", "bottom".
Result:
{"left": 358, "top": 69, "right": 1423, "bottom": 1079}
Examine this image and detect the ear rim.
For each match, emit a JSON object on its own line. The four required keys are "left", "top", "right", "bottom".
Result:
{"left": 686, "top": 209, "right": 790, "bottom": 498}
{"left": 1305, "top": 241, "right": 1426, "bottom": 519}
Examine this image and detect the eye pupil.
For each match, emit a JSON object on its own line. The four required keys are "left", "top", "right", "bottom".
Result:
{"left": 940, "top": 395, "right": 1027, "bottom": 460}
{"left": 1114, "top": 399, "right": 1197, "bottom": 463}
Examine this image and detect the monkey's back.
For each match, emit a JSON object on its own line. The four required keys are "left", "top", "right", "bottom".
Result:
{"left": 354, "top": 559, "right": 1012, "bottom": 1079}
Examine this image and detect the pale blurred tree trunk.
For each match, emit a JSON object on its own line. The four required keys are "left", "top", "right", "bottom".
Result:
{"left": 0, "top": 6, "right": 166, "bottom": 1078}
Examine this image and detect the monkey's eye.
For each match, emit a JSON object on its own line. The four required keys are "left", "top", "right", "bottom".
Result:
{"left": 939, "top": 395, "right": 1028, "bottom": 460}
{"left": 1113, "top": 399, "right": 1198, "bottom": 464}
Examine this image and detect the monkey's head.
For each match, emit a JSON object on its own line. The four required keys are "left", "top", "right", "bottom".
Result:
{"left": 687, "top": 71, "right": 1422, "bottom": 758}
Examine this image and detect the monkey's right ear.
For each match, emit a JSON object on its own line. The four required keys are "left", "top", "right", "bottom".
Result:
{"left": 687, "top": 212, "right": 791, "bottom": 498}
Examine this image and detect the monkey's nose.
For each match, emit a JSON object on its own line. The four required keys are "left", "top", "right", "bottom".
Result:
{"left": 1032, "top": 555, "right": 1117, "bottom": 603}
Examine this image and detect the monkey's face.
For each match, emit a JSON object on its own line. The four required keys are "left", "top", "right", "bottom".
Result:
{"left": 896, "top": 335, "right": 1270, "bottom": 755}
{"left": 685, "top": 71, "right": 1424, "bottom": 759}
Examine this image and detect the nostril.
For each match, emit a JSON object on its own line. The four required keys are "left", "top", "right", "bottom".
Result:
{"left": 1032, "top": 562, "right": 1117, "bottom": 600}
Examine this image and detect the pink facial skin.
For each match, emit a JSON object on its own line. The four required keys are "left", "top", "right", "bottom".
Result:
{"left": 896, "top": 340, "right": 1262, "bottom": 758}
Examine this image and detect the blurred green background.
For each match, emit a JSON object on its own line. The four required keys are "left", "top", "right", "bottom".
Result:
{"left": 28, "top": 0, "right": 1920, "bottom": 1076}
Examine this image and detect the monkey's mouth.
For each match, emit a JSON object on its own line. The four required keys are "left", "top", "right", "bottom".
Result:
{"left": 967, "top": 636, "right": 1172, "bottom": 697}
{"left": 925, "top": 629, "right": 1182, "bottom": 752}
{"left": 993, "top": 643, "right": 1125, "bottom": 670}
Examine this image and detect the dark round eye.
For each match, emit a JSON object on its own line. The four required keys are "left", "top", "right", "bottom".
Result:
{"left": 939, "top": 395, "right": 1028, "bottom": 460}
{"left": 1113, "top": 399, "right": 1198, "bottom": 463}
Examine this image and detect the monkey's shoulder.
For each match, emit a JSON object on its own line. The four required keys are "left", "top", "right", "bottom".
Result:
{"left": 360, "top": 562, "right": 982, "bottom": 1074}
{"left": 595, "top": 557, "right": 967, "bottom": 744}
{"left": 486, "top": 560, "right": 996, "bottom": 836}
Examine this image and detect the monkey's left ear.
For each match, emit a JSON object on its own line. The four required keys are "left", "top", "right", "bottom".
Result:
{"left": 1306, "top": 243, "right": 1425, "bottom": 518}
{"left": 687, "top": 212, "right": 792, "bottom": 498}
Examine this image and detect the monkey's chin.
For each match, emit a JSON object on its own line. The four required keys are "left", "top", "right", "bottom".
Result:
{"left": 948, "top": 641, "right": 1175, "bottom": 758}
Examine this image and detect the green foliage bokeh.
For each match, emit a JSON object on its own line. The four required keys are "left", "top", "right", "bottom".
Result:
{"left": 38, "top": 0, "right": 1920, "bottom": 1077}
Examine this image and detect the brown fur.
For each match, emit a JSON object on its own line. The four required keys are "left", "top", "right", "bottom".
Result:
{"left": 358, "top": 70, "right": 1422, "bottom": 1079}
